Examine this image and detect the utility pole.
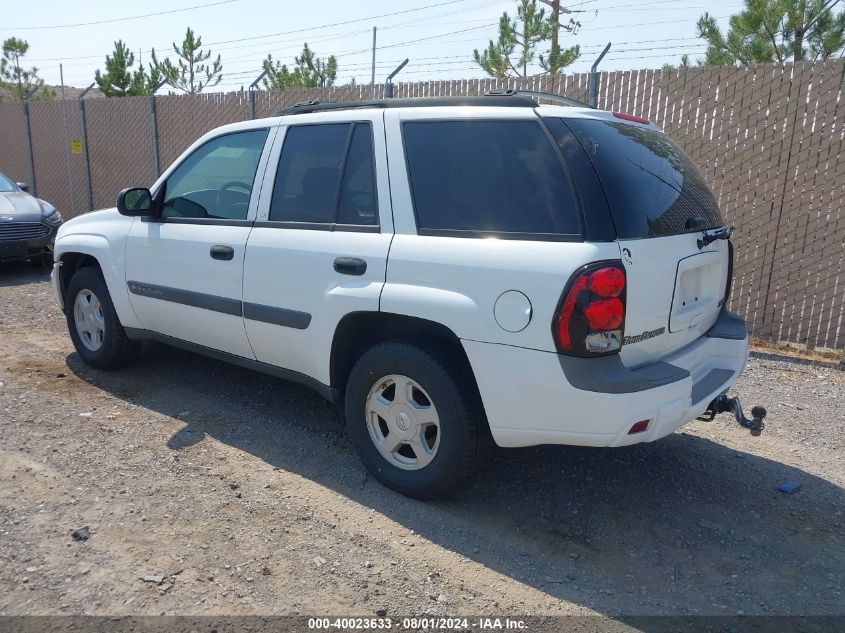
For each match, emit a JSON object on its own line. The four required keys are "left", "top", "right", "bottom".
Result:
{"left": 370, "top": 27, "right": 377, "bottom": 98}
{"left": 542, "top": 0, "right": 560, "bottom": 94}
{"left": 540, "top": 1, "right": 578, "bottom": 94}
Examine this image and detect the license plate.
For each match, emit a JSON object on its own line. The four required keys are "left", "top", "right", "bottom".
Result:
{"left": 0, "top": 241, "right": 28, "bottom": 258}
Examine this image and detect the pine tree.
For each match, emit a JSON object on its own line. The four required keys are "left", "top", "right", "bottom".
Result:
{"left": 473, "top": 0, "right": 579, "bottom": 79}
{"left": 262, "top": 44, "right": 338, "bottom": 90}
{"left": 697, "top": 0, "right": 845, "bottom": 64}
{"left": 153, "top": 27, "right": 222, "bottom": 94}
{"left": 95, "top": 40, "right": 155, "bottom": 97}
{"left": 0, "top": 38, "right": 55, "bottom": 102}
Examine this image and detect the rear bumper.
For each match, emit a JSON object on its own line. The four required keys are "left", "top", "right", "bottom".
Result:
{"left": 463, "top": 307, "right": 749, "bottom": 448}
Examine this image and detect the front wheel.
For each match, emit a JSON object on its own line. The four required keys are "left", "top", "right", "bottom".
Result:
{"left": 344, "top": 341, "right": 489, "bottom": 499}
{"left": 65, "top": 266, "right": 138, "bottom": 369}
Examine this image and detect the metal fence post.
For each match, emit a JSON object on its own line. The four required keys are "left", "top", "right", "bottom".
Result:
{"left": 588, "top": 42, "right": 611, "bottom": 108}
{"left": 22, "top": 98, "right": 37, "bottom": 196}
{"left": 248, "top": 70, "right": 268, "bottom": 120}
{"left": 149, "top": 95, "right": 161, "bottom": 178}
{"left": 148, "top": 80, "right": 167, "bottom": 179}
{"left": 78, "top": 84, "right": 95, "bottom": 211}
{"left": 385, "top": 59, "right": 409, "bottom": 98}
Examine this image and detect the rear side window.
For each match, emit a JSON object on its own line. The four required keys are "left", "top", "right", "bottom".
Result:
{"left": 270, "top": 122, "right": 378, "bottom": 226}
{"left": 562, "top": 118, "right": 723, "bottom": 239}
{"left": 402, "top": 120, "right": 581, "bottom": 238}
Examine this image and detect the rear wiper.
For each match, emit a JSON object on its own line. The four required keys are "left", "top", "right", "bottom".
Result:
{"left": 697, "top": 226, "right": 733, "bottom": 249}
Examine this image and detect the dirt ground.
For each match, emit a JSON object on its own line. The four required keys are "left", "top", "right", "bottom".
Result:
{"left": 0, "top": 262, "right": 843, "bottom": 618}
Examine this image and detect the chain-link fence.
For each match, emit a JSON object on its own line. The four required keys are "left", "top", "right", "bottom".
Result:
{"left": 0, "top": 61, "right": 843, "bottom": 349}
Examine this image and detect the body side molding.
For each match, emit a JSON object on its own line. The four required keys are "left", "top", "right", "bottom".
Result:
{"left": 127, "top": 281, "right": 312, "bottom": 329}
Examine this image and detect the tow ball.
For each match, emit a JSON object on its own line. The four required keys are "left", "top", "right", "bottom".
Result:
{"left": 697, "top": 394, "right": 767, "bottom": 436}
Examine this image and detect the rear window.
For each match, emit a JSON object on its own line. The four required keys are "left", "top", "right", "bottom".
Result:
{"left": 562, "top": 118, "right": 723, "bottom": 239}
{"left": 402, "top": 120, "right": 581, "bottom": 238}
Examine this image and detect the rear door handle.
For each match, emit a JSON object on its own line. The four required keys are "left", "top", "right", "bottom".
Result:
{"left": 333, "top": 257, "right": 367, "bottom": 276}
{"left": 210, "top": 245, "right": 235, "bottom": 261}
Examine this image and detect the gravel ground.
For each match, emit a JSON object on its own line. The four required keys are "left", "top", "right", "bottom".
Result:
{"left": 0, "top": 262, "right": 843, "bottom": 618}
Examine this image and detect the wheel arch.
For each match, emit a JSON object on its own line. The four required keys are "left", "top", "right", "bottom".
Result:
{"left": 57, "top": 251, "right": 102, "bottom": 307}
{"left": 330, "top": 311, "right": 484, "bottom": 408}
{"left": 55, "top": 235, "right": 142, "bottom": 329}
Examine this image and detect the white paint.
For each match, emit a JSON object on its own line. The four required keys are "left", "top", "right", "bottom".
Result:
{"left": 53, "top": 103, "right": 746, "bottom": 453}
{"left": 494, "top": 290, "right": 532, "bottom": 333}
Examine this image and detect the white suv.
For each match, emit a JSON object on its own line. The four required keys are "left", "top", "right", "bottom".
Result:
{"left": 51, "top": 93, "right": 763, "bottom": 498}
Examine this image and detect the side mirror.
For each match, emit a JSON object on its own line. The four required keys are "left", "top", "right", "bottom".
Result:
{"left": 16, "top": 182, "right": 30, "bottom": 192}
{"left": 117, "top": 187, "right": 154, "bottom": 216}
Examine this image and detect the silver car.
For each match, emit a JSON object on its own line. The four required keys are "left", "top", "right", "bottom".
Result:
{"left": 0, "top": 171, "right": 63, "bottom": 264}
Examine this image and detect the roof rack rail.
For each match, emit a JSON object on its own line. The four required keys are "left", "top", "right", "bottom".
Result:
{"left": 484, "top": 88, "right": 594, "bottom": 109}
{"left": 273, "top": 90, "right": 593, "bottom": 116}
{"left": 274, "top": 94, "right": 540, "bottom": 116}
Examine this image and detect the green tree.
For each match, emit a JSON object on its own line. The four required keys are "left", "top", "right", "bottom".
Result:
{"left": 697, "top": 0, "right": 845, "bottom": 64}
{"left": 474, "top": 0, "right": 550, "bottom": 77}
{"left": 261, "top": 44, "right": 338, "bottom": 90}
{"left": 473, "top": 0, "right": 579, "bottom": 79}
{"left": 153, "top": 27, "right": 222, "bottom": 94}
{"left": 661, "top": 54, "right": 694, "bottom": 71}
{"left": 95, "top": 40, "right": 158, "bottom": 97}
{"left": 0, "top": 37, "right": 55, "bottom": 102}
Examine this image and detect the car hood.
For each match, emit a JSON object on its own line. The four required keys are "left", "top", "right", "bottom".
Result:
{"left": 0, "top": 191, "right": 44, "bottom": 222}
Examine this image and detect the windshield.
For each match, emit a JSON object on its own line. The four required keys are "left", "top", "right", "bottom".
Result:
{"left": 0, "top": 172, "right": 17, "bottom": 192}
{"left": 561, "top": 118, "right": 724, "bottom": 239}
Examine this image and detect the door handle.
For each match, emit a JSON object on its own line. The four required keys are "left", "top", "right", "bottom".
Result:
{"left": 210, "top": 245, "right": 235, "bottom": 261}
{"left": 333, "top": 257, "right": 367, "bottom": 276}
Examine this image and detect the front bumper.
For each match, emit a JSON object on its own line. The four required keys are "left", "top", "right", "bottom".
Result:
{"left": 0, "top": 224, "right": 58, "bottom": 262}
{"left": 50, "top": 261, "right": 64, "bottom": 311}
{"left": 463, "top": 308, "right": 749, "bottom": 448}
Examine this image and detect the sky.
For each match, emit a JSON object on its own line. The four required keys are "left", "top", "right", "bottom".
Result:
{"left": 4, "top": 0, "right": 748, "bottom": 92}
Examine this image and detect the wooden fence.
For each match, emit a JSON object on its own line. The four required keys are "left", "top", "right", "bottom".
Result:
{"left": 0, "top": 61, "right": 843, "bottom": 349}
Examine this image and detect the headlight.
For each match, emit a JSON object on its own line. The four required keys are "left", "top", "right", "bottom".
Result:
{"left": 43, "top": 209, "right": 63, "bottom": 225}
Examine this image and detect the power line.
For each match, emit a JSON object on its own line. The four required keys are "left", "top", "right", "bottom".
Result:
{"left": 585, "top": 14, "right": 731, "bottom": 30}
{"left": 2, "top": 0, "right": 238, "bottom": 31}
{"left": 173, "top": 0, "right": 483, "bottom": 49}
{"left": 578, "top": 0, "right": 736, "bottom": 10}
{"left": 27, "top": 0, "right": 499, "bottom": 62}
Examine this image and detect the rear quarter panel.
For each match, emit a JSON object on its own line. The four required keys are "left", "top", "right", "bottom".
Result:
{"left": 381, "top": 236, "right": 618, "bottom": 351}
{"left": 381, "top": 106, "right": 620, "bottom": 351}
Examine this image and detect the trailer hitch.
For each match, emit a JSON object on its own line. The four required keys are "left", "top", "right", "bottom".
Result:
{"left": 698, "top": 394, "right": 767, "bottom": 436}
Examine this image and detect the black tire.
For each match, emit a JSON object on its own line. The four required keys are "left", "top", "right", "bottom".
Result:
{"left": 345, "top": 340, "right": 490, "bottom": 499}
{"left": 65, "top": 266, "right": 139, "bottom": 369}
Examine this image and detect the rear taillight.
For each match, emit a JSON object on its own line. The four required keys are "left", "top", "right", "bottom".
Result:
{"left": 553, "top": 262, "right": 626, "bottom": 356}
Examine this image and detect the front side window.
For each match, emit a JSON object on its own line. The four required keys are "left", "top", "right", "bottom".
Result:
{"left": 162, "top": 129, "right": 269, "bottom": 220}
{"left": 269, "top": 122, "right": 378, "bottom": 226}
{"left": 402, "top": 120, "right": 581, "bottom": 238}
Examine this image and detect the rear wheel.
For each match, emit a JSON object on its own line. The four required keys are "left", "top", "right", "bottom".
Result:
{"left": 65, "top": 266, "right": 138, "bottom": 369}
{"left": 345, "top": 341, "right": 489, "bottom": 499}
